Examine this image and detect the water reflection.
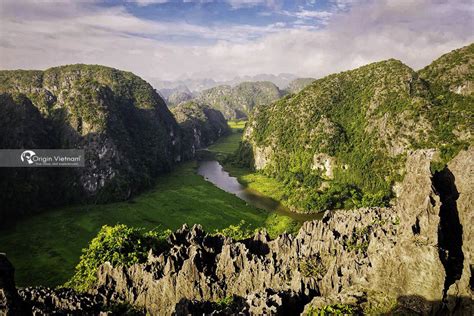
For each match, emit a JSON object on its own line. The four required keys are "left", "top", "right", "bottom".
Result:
{"left": 197, "top": 160, "right": 323, "bottom": 223}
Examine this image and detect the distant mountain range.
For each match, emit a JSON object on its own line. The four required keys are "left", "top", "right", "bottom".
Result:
{"left": 161, "top": 76, "right": 317, "bottom": 119}
{"left": 152, "top": 73, "right": 300, "bottom": 95}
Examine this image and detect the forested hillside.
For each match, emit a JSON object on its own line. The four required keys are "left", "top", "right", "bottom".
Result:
{"left": 239, "top": 44, "right": 473, "bottom": 213}
{"left": 197, "top": 81, "right": 282, "bottom": 120}
{"left": 0, "top": 65, "right": 183, "bottom": 221}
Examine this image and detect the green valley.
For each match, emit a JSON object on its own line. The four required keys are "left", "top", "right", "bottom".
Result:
{"left": 0, "top": 160, "right": 270, "bottom": 287}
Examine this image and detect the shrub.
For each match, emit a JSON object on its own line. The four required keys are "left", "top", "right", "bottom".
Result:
{"left": 65, "top": 224, "right": 170, "bottom": 292}
{"left": 307, "top": 303, "right": 357, "bottom": 315}
{"left": 212, "top": 220, "right": 255, "bottom": 240}
{"left": 300, "top": 256, "right": 327, "bottom": 278}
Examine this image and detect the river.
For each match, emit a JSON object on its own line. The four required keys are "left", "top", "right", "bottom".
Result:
{"left": 197, "top": 160, "right": 323, "bottom": 223}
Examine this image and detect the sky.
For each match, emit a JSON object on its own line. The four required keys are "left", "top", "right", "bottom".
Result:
{"left": 0, "top": 0, "right": 473, "bottom": 85}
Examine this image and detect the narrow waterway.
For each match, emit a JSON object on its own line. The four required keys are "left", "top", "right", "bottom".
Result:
{"left": 197, "top": 160, "right": 323, "bottom": 223}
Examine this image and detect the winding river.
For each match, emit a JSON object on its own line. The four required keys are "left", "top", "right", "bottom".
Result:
{"left": 197, "top": 160, "right": 323, "bottom": 223}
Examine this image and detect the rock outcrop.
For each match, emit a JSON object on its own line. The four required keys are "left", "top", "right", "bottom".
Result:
{"left": 1, "top": 253, "right": 108, "bottom": 315}
{"left": 0, "top": 254, "right": 24, "bottom": 315}
{"left": 240, "top": 44, "right": 473, "bottom": 213}
{"left": 84, "top": 148, "right": 472, "bottom": 315}
{"left": 1, "top": 148, "right": 472, "bottom": 315}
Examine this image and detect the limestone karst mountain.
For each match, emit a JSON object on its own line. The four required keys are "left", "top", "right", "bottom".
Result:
{"left": 197, "top": 81, "right": 283, "bottom": 120}
{"left": 1, "top": 44, "right": 473, "bottom": 316}
{"left": 284, "top": 77, "right": 316, "bottom": 94}
{"left": 0, "top": 65, "right": 217, "bottom": 221}
{"left": 239, "top": 44, "right": 473, "bottom": 213}
{"left": 419, "top": 43, "right": 474, "bottom": 97}
{"left": 1, "top": 146, "right": 472, "bottom": 315}
{"left": 166, "top": 90, "right": 194, "bottom": 107}
{"left": 172, "top": 101, "right": 230, "bottom": 157}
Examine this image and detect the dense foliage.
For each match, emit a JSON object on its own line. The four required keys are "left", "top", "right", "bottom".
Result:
{"left": 213, "top": 220, "right": 255, "bottom": 240}
{"left": 0, "top": 64, "right": 182, "bottom": 221}
{"left": 197, "top": 81, "right": 282, "bottom": 119}
{"left": 66, "top": 224, "right": 171, "bottom": 292}
{"left": 240, "top": 45, "right": 473, "bottom": 213}
{"left": 306, "top": 304, "right": 358, "bottom": 315}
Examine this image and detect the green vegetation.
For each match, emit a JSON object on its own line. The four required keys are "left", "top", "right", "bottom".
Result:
{"left": 285, "top": 77, "right": 316, "bottom": 94}
{"left": 419, "top": 43, "right": 473, "bottom": 97}
{"left": 306, "top": 304, "right": 358, "bottom": 315}
{"left": 0, "top": 64, "right": 180, "bottom": 220}
{"left": 300, "top": 256, "right": 327, "bottom": 278}
{"left": 207, "top": 120, "right": 311, "bottom": 233}
{"left": 0, "top": 162, "right": 269, "bottom": 287}
{"left": 65, "top": 224, "right": 171, "bottom": 292}
{"left": 197, "top": 81, "right": 282, "bottom": 120}
{"left": 207, "top": 120, "right": 246, "bottom": 159}
{"left": 240, "top": 49, "right": 473, "bottom": 213}
{"left": 213, "top": 220, "right": 255, "bottom": 240}
{"left": 208, "top": 121, "right": 291, "bottom": 210}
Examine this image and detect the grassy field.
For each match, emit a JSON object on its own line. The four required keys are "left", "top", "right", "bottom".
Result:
{"left": 207, "top": 120, "right": 246, "bottom": 156}
{"left": 0, "top": 120, "right": 305, "bottom": 288}
{"left": 0, "top": 161, "right": 269, "bottom": 287}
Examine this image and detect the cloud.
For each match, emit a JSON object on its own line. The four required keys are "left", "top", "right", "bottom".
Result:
{"left": 0, "top": 0, "right": 472, "bottom": 85}
{"left": 126, "top": 0, "right": 282, "bottom": 8}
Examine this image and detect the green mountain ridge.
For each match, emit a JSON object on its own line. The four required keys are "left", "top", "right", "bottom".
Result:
{"left": 0, "top": 65, "right": 184, "bottom": 221}
{"left": 172, "top": 101, "right": 230, "bottom": 155}
{"left": 239, "top": 44, "right": 473, "bottom": 213}
{"left": 196, "top": 81, "right": 282, "bottom": 120}
{"left": 284, "top": 77, "right": 316, "bottom": 94}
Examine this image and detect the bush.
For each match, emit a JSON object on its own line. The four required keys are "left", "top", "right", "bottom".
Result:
{"left": 65, "top": 224, "right": 170, "bottom": 292}
{"left": 212, "top": 220, "right": 255, "bottom": 240}
{"left": 307, "top": 303, "right": 357, "bottom": 315}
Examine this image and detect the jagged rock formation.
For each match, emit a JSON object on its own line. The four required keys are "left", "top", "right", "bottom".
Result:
{"left": 197, "top": 81, "right": 282, "bottom": 120}
{"left": 0, "top": 65, "right": 184, "bottom": 221}
{"left": 172, "top": 101, "right": 230, "bottom": 157}
{"left": 1, "top": 254, "right": 109, "bottom": 315}
{"left": 82, "top": 148, "right": 471, "bottom": 315}
{"left": 1, "top": 148, "right": 472, "bottom": 315}
{"left": 239, "top": 44, "right": 473, "bottom": 213}
{"left": 0, "top": 254, "right": 25, "bottom": 315}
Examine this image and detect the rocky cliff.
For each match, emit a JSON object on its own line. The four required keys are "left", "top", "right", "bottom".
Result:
{"left": 239, "top": 44, "right": 473, "bottom": 213}
{"left": 89, "top": 148, "right": 473, "bottom": 315}
{"left": 197, "top": 81, "right": 282, "bottom": 120}
{"left": 0, "top": 65, "right": 182, "bottom": 221}
{"left": 172, "top": 101, "right": 230, "bottom": 157}
{"left": 2, "top": 147, "right": 471, "bottom": 315}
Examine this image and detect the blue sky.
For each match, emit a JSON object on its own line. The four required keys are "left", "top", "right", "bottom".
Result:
{"left": 0, "top": 0, "right": 473, "bottom": 85}
{"left": 90, "top": 0, "right": 344, "bottom": 44}
{"left": 121, "top": 0, "right": 336, "bottom": 30}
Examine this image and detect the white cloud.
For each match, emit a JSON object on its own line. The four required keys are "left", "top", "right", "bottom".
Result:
{"left": 125, "top": 0, "right": 282, "bottom": 8}
{"left": 0, "top": 0, "right": 472, "bottom": 85}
